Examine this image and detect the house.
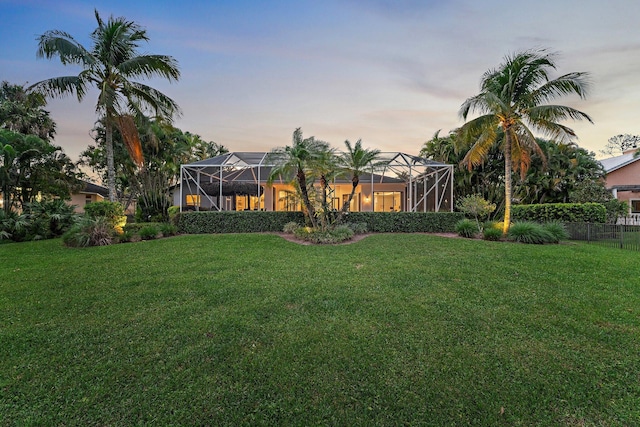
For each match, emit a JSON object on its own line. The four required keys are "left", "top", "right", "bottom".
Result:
{"left": 600, "top": 148, "right": 640, "bottom": 224}
{"left": 175, "top": 151, "right": 454, "bottom": 213}
{"left": 69, "top": 181, "right": 109, "bottom": 213}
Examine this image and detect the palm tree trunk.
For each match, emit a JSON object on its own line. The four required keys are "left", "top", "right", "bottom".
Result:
{"left": 105, "top": 114, "right": 117, "bottom": 202}
{"left": 503, "top": 133, "right": 512, "bottom": 234}
{"left": 336, "top": 176, "right": 358, "bottom": 224}
{"left": 297, "top": 168, "right": 317, "bottom": 228}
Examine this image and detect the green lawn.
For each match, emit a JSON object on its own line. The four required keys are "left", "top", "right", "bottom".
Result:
{"left": 1, "top": 234, "right": 639, "bottom": 426}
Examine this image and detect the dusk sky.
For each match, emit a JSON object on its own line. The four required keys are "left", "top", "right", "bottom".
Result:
{"left": 2, "top": 0, "right": 640, "bottom": 163}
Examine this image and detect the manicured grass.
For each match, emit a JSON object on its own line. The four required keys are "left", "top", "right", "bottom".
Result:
{"left": 1, "top": 234, "right": 639, "bottom": 425}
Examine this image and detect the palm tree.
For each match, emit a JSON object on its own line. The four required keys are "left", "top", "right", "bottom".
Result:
{"left": 30, "top": 10, "right": 180, "bottom": 201}
{"left": 458, "top": 49, "right": 592, "bottom": 233}
{"left": 267, "top": 128, "right": 329, "bottom": 229}
{"left": 336, "top": 139, "right": 380, "bottom": 222}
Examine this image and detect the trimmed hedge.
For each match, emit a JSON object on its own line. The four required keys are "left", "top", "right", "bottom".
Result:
{"left": 177, "top": 211, "right": 305, "bottom": 234}
{"left": 177, "top": 211, "right": 463, "bottom": 234}
{"left": 344, "top": 212, "right": 463, "bottom": 233}
{"left": 511, "top": 203, "right": 606, "bottom": 224}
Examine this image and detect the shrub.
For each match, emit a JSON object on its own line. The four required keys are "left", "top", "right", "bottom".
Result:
{"left": 283, "top": 221, "right": 300, "bottom": 234}
{"left": 346, "top": 222, "right": 368, "bottom": 234}
{"left": 62, "top": 217, "right": 114, "bottom": 247}
{"left": 507, "top": 222, "right": 556, "bottom": 244}
{"left": 178, "top": 211, "right": 305, "bottom": 234}
{"left": 456, "top": 194, "right": 496, "bottom": 230}
{"left": 138, "top": 225, "right": 159, "bottom": 240}
{"left": 177, "top": 211, "right": 463, "bottom": 234}
{"left": 84, "top": 201, "right": 127, "bottom": 233}
{"left": 159, "top": 223, "right": 178, "bottom": 237}
{"left": 542, "top": 222, "right": 569, "bottom": 241}
{"left": 293, "top": 225, "right": 354, "bottom": 244}
{"left": 483, "top": 226, "right": 503, "bottom": 241}
{"left": 455, "top": 219, "right": 477, "bottom": 238}
{"left": 511, "top": 203, "right": 606, "bottom": 224}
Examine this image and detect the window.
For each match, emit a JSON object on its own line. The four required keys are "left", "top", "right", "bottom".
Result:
{"left": 278, "top": 190, "right": 300, "bottom": 211}
{"left": 631, "top": 200, "right": 640, "bottom": 213}
{"left": 374, "top": 191, "right": 401, "bottom": 212}
{"left": 85, "top": 194, "right": 92, "bottom": 205}
{"left": 186, "top": 195, "right": 201, "bottom": 207}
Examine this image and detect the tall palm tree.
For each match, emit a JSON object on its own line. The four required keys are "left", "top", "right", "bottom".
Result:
{"left": 30, "top": 10, "right": 180, "bottom": 201}
{"left": 458, "top": 49, "right": 592, "bottom": 233}
{"left": 267, "top": 128, "right": 329, "bottom": 229}
{"left": 336, "top": 139, "right": 380, "bottom": 222}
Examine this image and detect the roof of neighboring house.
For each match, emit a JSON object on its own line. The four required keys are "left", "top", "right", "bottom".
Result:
{"left": 600, "top": 151, "right": 640, "bottom": 173}
{"left": 79, "top": 180, "right": 109, "bottom": 198}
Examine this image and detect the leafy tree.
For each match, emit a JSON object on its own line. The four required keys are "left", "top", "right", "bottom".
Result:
{"left": 30, "top": 10, "right": 181, "bottom": 202}
{"left": 81, "top": 119, "right": 227, "bottom": 221}
{"left": 0, "top": 129, "right": 81, "bottom": 213}
{"left": 456, "top": 194, "right": 496, "bottom": 231}
{"left": 458, "top": 49, "right": 592, "bottom": 233}
{"left": 1, "top": 81, "right": 56, "bottom": 140}
{"left": 600, "top": 134, "right": 640, "bottom": 156}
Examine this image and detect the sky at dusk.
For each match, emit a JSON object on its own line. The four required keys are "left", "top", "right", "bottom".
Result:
{"left": 2, "top": 0, "right": 640, "bottom": 164}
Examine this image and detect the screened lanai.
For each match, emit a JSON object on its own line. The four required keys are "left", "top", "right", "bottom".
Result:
{"left": 176, "top": 151, "right": 454, "bottom": 213}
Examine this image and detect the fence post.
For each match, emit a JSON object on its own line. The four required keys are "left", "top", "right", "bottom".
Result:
{"left": 587, "top": 222, "right": 590, "bottom": 243}
{"left": 620, "top": 224, "right": 624, "bottom": 249}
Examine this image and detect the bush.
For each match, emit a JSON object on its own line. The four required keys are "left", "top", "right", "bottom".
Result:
{"left": 507, "top": 222, "right": 556, "bottom": 244}
{"left": 138, "top": 225, "right": 159, "bottom": 240}
{"left": 346, "top": 222, "right": 368, "bottom": 234}
{"left": 84, "top": 201, "right": 127, "bottom": 233}
{"left": 177, "top": 211, "right": 463, "bottom": 234}
{"left": 294, "top": 225, "right": 354, "bottom": 244}
{"left": 456, "top": 194, "right": 496, "bottom": 229}
{"left": 455, "top": 219, "right": 477, "bottom": 238}
{"left": 542, "top": 222, "right": 569, "bottom": 241}
{"left": 482, "top": 226, "right": 503, "bottom": 241}
{"left": 511, "top": 203, "right": 606, "bottom": 224}
{"left": 283, "top": 221, "right": 300, "bottom": 234}
{"left": 159, "top": 223, "right": 178, "bottom": 237}
{"left": 62, "top": 217, "right": 114, "bottom": 247}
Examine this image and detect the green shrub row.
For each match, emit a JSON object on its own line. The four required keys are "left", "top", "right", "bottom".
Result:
{"left": 511, "top": 203, "right": 606, "bottom": 224}
{"left": 177, "top": 211, "right": 463, "bottom": 234}
{"left": 343, "top": 212, "right": 463, "bottom": 233}
{"left": 177, "top": 211, "right": 305, "bottom": 234}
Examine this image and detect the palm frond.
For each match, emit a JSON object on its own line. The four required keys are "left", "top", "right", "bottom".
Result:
{"left": 28, "top": 76, "right": 88, "bottom": 102}
{"left": 119, "top": 55, "right": 180, "bottom": 81}
{"left": 527, "top": 72, "right": 591, "bottom": 106}
{"left": 36, "top": 30, "right": 94, "bottom": 66}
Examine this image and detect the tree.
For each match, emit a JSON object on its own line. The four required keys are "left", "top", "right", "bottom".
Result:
{"left": 0, "top": 129, "right": 81, "bottom": 213}
{"left": 458, "top": 49, "right": 592, "bottom": 233}
{"left": 600, "top": 134, "right": 640, "bottom": 156}
{"left": 267, "top": 128, "right": 330, "bottom": 229}
{"left": 81, "top": 119, "right": 227, "bottom": 220}
{"left": 30, "top": 10, "right": 181, "bottom": 202}
{"left": 1, "top": 81, "right": 56, "bottom": 140}
{"left": 336, "top": 139, "right": 380, "bottom": 222}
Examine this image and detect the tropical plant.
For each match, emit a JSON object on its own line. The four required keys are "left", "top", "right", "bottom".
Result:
{"left": 336, "top": 139, "right": 381, "bottom": 223}
{"left": 455, "top": 219, "right": 477, "bottom": 238}
{"left": 1, "top": 81, "right": 56, "bottom": 140}
{"left": 458, "top": 49, "right": 592, "bottom": 233}
{"left": 267, "top": 128, "right": 330, "bottom": 229}
{"left": 0, "top": 129, "right": 81, "bottom": 213}
{"left": 507, "top": 221, "right": 556, "bottom": 244}
{"left": 31, "top": 10, "right": 181, "bottom": 202}
{"left": 62, "top": 216, "right": 114, "bottom": 247}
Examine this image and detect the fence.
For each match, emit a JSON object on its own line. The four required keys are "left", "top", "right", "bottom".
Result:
{"left": 565, "top": 222, "right": 640, "bottom": 251}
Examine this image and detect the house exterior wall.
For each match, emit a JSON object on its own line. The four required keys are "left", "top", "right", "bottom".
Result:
{"left": 605, "top": 160, "right": 640, "bottom": 206}
{"left": 69, "top": 193, "right": 105, "bottom": 213}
